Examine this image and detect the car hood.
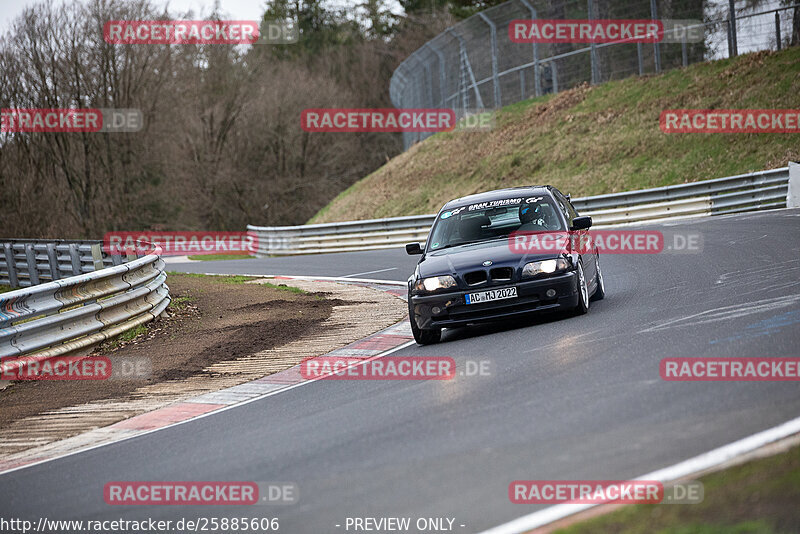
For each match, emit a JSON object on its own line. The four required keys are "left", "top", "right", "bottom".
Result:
{"left": 417, "top": 238, "right": 561, "bottom": 278}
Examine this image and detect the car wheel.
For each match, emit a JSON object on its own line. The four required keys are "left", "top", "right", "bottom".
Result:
{"left": 574, "top": 260, "right": 589, "bottom": 315}
{"left": 408, "top": 298, "right": 441, "bottom": 345}
{"left": 590, "top": 254, "right": 605, "bottom": 301}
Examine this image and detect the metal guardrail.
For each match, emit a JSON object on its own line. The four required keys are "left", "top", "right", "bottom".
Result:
{"left": 1, "top": 239, "right": 138, "bottom": 288}
{"left": 0, "top": 242, "right": 170, "bottom": 368}
{"left": 249, "top": 165, "right": 798, "bottom": 256}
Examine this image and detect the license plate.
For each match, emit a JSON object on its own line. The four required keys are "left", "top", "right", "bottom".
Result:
{"left": 465, "top": 287, "right": 517, "bottom": 304}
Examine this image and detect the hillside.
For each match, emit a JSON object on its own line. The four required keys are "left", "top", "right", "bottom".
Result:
{"left": 310, "top": 47, "right": 799, "bottom": 223}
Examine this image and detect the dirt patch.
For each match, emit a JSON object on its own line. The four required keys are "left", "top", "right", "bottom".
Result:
{"left": 0, "top": 275, "right": 334, "bottom": 428}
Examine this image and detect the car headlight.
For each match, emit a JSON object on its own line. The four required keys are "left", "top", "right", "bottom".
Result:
{"left": 414, "top": 275, "right": 457, "bottom": 292}
{"left": 521, "top": 258, "right": 570, "bottom": 278}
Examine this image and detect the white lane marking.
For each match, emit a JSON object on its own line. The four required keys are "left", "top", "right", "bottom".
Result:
{"left": 0, "top": 339, "right": 415, "bottom": 477}
{"left": 480, "top": 414, "right": 800, "bottom": 534}
{"left": 342, "top": 268, "right": 399, "bottom": 278}
{"left": 196, "top": 273, "right": 407, "bottom": 286}
{"left": 639, "top": 294, "right": 800, "bottom": 333}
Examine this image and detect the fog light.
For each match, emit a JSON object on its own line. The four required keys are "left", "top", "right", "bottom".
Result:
{"left": 545, "top": 289, "right": 557, "bottom": 298}
{"left": 432, "top": 306, "right": 442, "bottom": 315}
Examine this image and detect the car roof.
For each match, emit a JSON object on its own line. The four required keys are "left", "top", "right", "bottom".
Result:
{"left": 441, "top": 186, "right": 556, "bottom": 211}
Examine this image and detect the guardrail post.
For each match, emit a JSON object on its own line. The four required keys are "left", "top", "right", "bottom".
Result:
{"left": 45, "top": 243, "right": 60, "bottom": 281}
{"left": 788, "top": 162, "right": 800, "bottom": 208}
{"left": 91, "top": 243, "right": 104, "bottom": 271}
{"left": 3, "top": 243, "right": 19, "bottom": 288}
{"left": 24, "top": 244, "right": 39, "bottom": 286}
{"left": 68, "top": 243, "right": 82, "bottom": 275}
{"left": 775, "top": 12, "right": 782, "bottom": 51}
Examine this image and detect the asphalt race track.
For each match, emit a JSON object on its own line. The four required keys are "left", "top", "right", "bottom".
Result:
{"left": 3, "top": 209, "right": 800, "bottom": 533}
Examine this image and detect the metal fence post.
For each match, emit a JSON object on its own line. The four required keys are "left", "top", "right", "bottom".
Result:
{"left": 729, "top": 0, "right": 738, "bottom": 57}
{"left": 3, "top": 243, "right": 18, "bottom": 288}
{"left": 425, "top": 64, "right": 434, "bottom": 108}
{"left": 637, "top": 42, "right": 644, "bottom": 75}
{"left": 425, "top": 43, "right": 447, "bottom": 107}
{"left": 682, "top": 40, "right": 688, "bottom": 67}
{"left": 775, "top": 12, "right": 782, "bottom": 51}
{"left": 446, "top": 28, "right": 484, "bottom": 110}
{"left": 478, "top": 12, "right": 501, "bottom": 108}
{"left": 519, "top": 0, "right": 541, "bottom": 97}
{"left": 727, "top": 18, "right": 734, "bottom": 57}
{"left": 551, "top": 61, "right": 559, "bottom": 94}
{"left": 651, "top": 0, "right": 661, "bottom": 73}
{"left": 588, "top": 0, "right": 599, "bottom": 84}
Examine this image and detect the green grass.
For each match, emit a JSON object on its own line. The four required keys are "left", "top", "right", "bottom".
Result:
{"left": 118, "top": 324, "right": 147, "bottom": 342}
{"left": 169, "top": 295, "right": 196, "bottom": 311}
{"left": 309, "top": 47, "right": 800, "bottom": 223}
{"left": 261, "top": 282, "right": 309, "bottom": 295}
{"left": 166, "top": 272, "right": 255, "bottom": 284}
{"left": 0, "top": 285, "right": 13, "bottom": 294}
{"left": 165, "top": 272, "right": 308, "bottom": 293}
{"left": 556, "top": 445, "right": 800, "bottom": 534}
{"left": 186, "top": 254, "right": 254, "bottom": 261}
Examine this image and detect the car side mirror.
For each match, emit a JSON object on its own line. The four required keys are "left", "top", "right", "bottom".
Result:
{"left": 571, "top": 216, "right": 592, "bottom": 231}
{"left": 406, "top": 242, "right": 423, "bottom": 255}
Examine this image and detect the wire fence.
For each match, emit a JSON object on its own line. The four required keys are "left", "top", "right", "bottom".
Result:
{"left": 390, "top": 0, "right": 800, "bottom": 149}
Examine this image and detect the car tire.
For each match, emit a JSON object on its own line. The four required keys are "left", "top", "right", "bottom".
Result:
{"left": 408, "top": 298, "right": 441, "bottom": 345}
{"left": 574, "top": 260, "right": 589, "bottom": 315}
{"left": 590, "top": 254, "right": 605, "bottom": 301}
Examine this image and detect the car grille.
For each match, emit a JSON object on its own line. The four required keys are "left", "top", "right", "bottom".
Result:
{"left": 490, "top": 267, "right": 513, "bottom": 282}
{"left": 464, "top": 270, "right": 488, "bottom": 286}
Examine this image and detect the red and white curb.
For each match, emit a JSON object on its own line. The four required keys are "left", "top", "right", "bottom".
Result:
{"left": 0, "top": 276, "right": 413, "bottom": 476}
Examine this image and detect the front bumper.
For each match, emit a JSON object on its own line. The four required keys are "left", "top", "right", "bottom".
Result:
{"left": 409, "top": 271, "right": 579, "bottom": 330}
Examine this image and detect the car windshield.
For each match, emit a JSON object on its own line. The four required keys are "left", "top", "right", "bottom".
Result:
{"left": 427, "top": 196, "right": 565, "bottom": 251}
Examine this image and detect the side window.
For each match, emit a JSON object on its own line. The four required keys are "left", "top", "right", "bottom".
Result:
{"left": 552, "top": 191, "right": 572, "bottom": 226}
{"left": 565, "top": 198, "right": 579, "bottom": 220}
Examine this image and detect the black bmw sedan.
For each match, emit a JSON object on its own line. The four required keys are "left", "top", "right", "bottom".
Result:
{"left": 406, "top": 185, "right": 604, "bottom": 344}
